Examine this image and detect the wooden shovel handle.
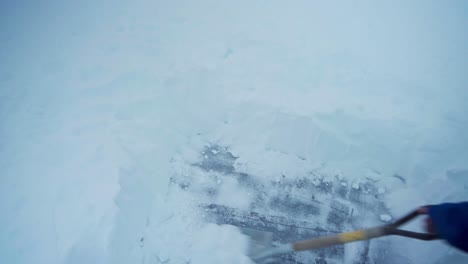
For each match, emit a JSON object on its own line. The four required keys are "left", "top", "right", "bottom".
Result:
{"left": 293, "top": 209, "right": 439, "bottom": 252}
{"left": 293, "top": 227, "right": 385, "bottom": 251}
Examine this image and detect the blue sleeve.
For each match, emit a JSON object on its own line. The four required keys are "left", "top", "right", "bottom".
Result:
{"left": 428, "top": 202, "right": 468, "bottom": 253}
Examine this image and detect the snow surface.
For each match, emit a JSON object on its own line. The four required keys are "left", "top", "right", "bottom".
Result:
{"left": 1, "top": 0, "right": 468, "bottom": 263}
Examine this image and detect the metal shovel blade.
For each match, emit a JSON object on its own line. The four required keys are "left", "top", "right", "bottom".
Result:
{"left": 239, "top": 227, "right": 293, "bottom": 264}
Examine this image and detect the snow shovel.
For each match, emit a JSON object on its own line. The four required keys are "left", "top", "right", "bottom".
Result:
{"left": 242, "top": 208, "right": 439, "bottom": 263}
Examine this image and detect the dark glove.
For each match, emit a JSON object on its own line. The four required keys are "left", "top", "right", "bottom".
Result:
{"left": 428, "top": 202, "right": 468, "bottom": 253}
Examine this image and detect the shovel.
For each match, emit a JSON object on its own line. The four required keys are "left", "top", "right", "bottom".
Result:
{"left": 242, "top": 208, "right": 439, "bottom": 263}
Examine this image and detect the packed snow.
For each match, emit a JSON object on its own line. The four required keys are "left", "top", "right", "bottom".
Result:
{"left": 378, "top": 188, "right": 386, "bottom": 195}
{"left": 1, "top": 0, "right": 468, "bottom": 264}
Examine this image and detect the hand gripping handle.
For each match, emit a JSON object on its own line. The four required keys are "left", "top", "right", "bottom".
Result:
{"left": 385, "top": 207, "right": 439, "bottom": 241}
{"left": 293, "top": 207, "right": 439, "bottom": 252}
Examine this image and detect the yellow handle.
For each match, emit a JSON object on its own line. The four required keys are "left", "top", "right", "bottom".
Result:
{"left": 339, "top": 230, "right": 367, "bottom": 243}
{"left": 293, "top": 227, "right": 385, "bottom": 252}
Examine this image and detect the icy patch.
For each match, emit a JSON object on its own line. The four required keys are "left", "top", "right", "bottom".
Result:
{"left": 171, "top": 143, "right": 396, "bottom": 263}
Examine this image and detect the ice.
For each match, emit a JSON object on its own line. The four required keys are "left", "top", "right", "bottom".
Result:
{"left": 1, "top": 1, "right": 468, "bottom": 264}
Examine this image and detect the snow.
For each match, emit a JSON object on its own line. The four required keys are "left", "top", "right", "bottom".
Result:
{"left": 378, "top": 188, "right": 386, "bottom": 195}
{"left": 379, "top": 214, "right": 392, "bottom": 222}
{"left": 216, "top": 177, "right": 252, "bottom": 210}
{"left": 189, "top": 224, "right": 252, "bottom": 264}
{"left": 1, "top": 0, "right": 468, "bottom": 264}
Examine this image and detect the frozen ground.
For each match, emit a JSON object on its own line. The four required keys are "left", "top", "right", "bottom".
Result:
{"left": 1, "top": 1, "right": 467, "bottom": 263}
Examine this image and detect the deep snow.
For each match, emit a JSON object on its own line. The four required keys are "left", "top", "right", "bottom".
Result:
{"left": 1, "top": 0, "right": 467, "bottom": 263}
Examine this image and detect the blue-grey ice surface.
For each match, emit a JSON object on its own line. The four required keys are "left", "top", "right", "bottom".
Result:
{"left": 1, "top": 1, "right": 467, "bottom": 263}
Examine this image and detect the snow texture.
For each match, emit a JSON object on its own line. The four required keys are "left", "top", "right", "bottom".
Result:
{"left": 1, "top": 1, "right": 468, "bottom": 264}
{"left": 379, "top": 214, "right": 392, "bottom": 223}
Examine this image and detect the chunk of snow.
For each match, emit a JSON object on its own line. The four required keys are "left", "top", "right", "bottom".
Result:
{"left": 352, "top": 183, "right": 360, "bottom": 190}
{"left": 189, "top": 224, "right": 251, "bottom": 264}
{"left": 312, "top": 178, "right": 320, "bottom": 186}
{"left": 211, "top": 149, "right": 218, "bottom": 155}
{"left": 380, "top": 214, "right": 392, "bottom": 222}
{"left": 216, "top": 178, "right": 252, "bottom": 209}
{"left": 337, "top": 174, "right": 343, "bottom": 181}
{"left": 341, "top": 182, "right": 347, "bottom": 187}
